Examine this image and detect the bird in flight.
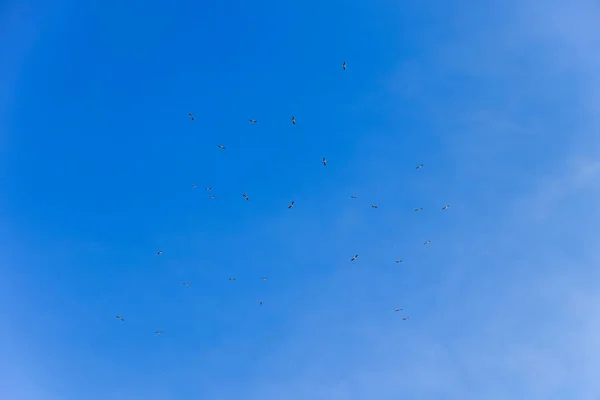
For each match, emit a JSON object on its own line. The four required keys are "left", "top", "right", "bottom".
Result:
{"left": 229, "top": 277, "right": 236, "bottom": 281}
{"left": 416, "top": 164, "right": 424, "bottom": 169}
{"left": 242, "top": 193, "right": 249, "bottom": 201}
{"left": 396, "top": 260, "right": 403, "bottom": 263}
{"left": 322, "top": 157, "right": 327, "bottom": 166}
{"left": 206, "top": 187, "right": 212, "bottom": 191}
{"left": 291, "top": 116, "right": 296, "bottom": 125}
{"left": 209, "top": 195, "right": 215, "bottom": 199}
{"left": 372, "top": 205, "right": 378, "bottom": 209}
{"left": 218, "top": 145, "right": 226, "bottom": 150}
{"left": 183, "top": 281, "right": 190, "bottom": 287}
{"left": 155, "top": 331, "right": 163, "bottom": 335}
{"left": 188, "top": 113, "right": 194, "bottom": 120}
{"left": 342, "top": 61, "right": 347, "bottom": 70}
{"left": 288, "top": 201, "right": 295, "bottom": 209}
{"left": 414, "top": 207, "right": 423, "bottom": 212}
{"left": 157, "top": 250, "right": 163, "bottom": 255}
{"left": 192, "top": 184, "right": 197, "bottom": 188}
{"left": 249, "top": 119, "right": 257, "bottom": 123}
{"left": 351, "top": 254, "right": 359, "bottom": 261}
{"left": 116, "top": 316, "right": 124, "bottom": 321}
{"left": 261, "top": 276, "right": 267, "bottom": 281}
{"left": 394, "top": 309, "right": 403, "bottom": 312}
{"left": 351, "top": 195, "right": 357, "bottom": 199}
{"left": 442, "top": 204, "right": 450, "bottom": 210}
{"left": 259, "top": 301, "right": 263, "bottom": 305}
{"left": 424, "top": 240, "right": 431, "bottom": 246}
{"left": 402, "top": 317, "right": 410, "bottom": 321}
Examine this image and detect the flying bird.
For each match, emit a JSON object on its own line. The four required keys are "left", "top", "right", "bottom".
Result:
{"left": 396, "top": 260, "right": 403, "bottom": 263}
{"left": 206, "top": 187, "right": 212, "bottom": 191}
{"left": 416, "top": 164, "right": 423, "bottom": 169}
{"left": 192, "top": 184, "right": 197, "bottom": 188}
{"left": 188, "top": 113, "right": 194, "bottom": 120}
{"left": 249, "top": 119, "right": 257, "bottom": 123}
{"left": 442, "top": 204, "right": 450, "bottom": 210}
{"left": 342, "top": 61, "right": 347, "bottom": 70}
{"left": 157, "top": 250, "right": 163, "bottom": 255}
{"left": 424, "top": 240, "right": 431, "bottom": 246}
{"left": 288, "top": 201, "right": 295, "bottom": 209}
{"left": 414, "top": 207, "right": 423, "bottom": 212}
{"left": 116, "top": 316, "right": 124, "bottom": 321}
{"left": 351, "top": 254, "right": 359, "bottom": 261}
{"left": 218, "top": 145, "right": 226, "bottom": 150}
{"left": 372, "top": 205, "right": 378, "bottom": 209}
{"left": 229, "top": 277, "right": 236, "bottom": 281}
{"left": 291, "top": 116, "right": 296, "bottom": 125}
{"left": 155, "top": 331, "right": 163, "bottom": 335}
{"left": 322, "top": 157, "right": 327, "bottom": 166}
{"left": 183, "top": 281, "right": 190, "bottom": 287}
{"left": 394, "top": 309, "right": 403, "bottom": 312}
{"left": 209, "top": 195, "right": 215, "bottom": 199}
{"left": 261, "top": 276, "right": 267, "bottom": 281}
{"left": 259, "top": 301, "right": 263, "bottom": 305}
{"left": 242, "top": 193, "right": 249, "bottom": 201}
{"left": 402, "top": 317, "right": 410, "bottom": 321}
{"left": 351, "top": 195, "right": 357, "bottom": 199}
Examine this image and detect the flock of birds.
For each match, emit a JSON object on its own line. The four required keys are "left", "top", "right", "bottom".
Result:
{"left": 116, "top": 61, "right": 450, "bottom": 334}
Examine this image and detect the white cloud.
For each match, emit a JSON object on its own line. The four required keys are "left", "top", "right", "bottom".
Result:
{"left": 518, "top": 156, "right": 600, "bottom": 220}
{"left": 235, "top": 2, "right": 600, "bottom": 399}
{"left": 3, "top": 2, "right": 600, "bottom": 400}
{"left": 235, "top": 262, "right": 600, "bottom": 400}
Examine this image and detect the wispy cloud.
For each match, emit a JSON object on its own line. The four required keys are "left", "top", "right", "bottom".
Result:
{"left": 234, "top": 258, "right": 600, "bottom": 400}
{"left": 3, "top": 2, "right": 600, "bottom": 400}
{"left": 523, "top": 156, "right": 600, "bottom": 220}
{"left": 234, "top": 2, "right": 600, "bottom": 399}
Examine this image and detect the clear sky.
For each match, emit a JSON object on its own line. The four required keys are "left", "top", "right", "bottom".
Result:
{"left": 2, "top": 0, "right": 600, "bottom": 399}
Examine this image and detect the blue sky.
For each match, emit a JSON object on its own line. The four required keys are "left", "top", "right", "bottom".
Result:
{"left": 2, "top": 0, "right": 600, "bottom": 399}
